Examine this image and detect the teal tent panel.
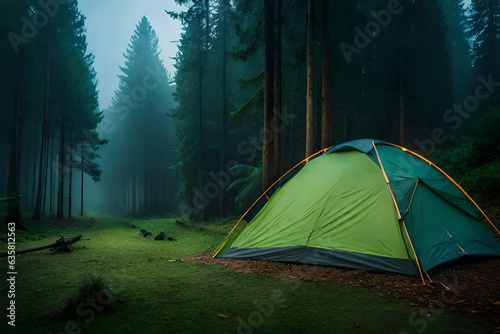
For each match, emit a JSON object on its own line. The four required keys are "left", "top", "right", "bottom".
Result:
{"left": 327, "top": 139, "right": 389, "bottom": 154}
{"left": 376, "top": 145, "right": 481, "bottom": 220}
{"left": 404, "top": 183, "right": 500, "bottom": 270}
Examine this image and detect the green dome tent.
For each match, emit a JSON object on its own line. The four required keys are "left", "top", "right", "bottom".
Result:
{"left": 214, "top": 139, "right": 500, "bottom": 282}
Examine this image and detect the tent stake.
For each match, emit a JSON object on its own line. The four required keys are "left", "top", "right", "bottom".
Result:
{"left": 423, "top": 269, "right": 433, "bottom": 284}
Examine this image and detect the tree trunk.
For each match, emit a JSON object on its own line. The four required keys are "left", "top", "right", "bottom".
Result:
{"left": 343, "top": 104, "right": 347, "bottom": 142}
{"left": 263, "top": 0, "right": 275, "bottom": 190}
{"left": 67, "top": 131, "right": 73, "bottom": 220}
{"left": 57, "top": 116, "right": 64, "bottom": 219}
{"left": 80, "top": 142, "right": 84, "bottom": 216}
{"left": 41, "top": 121, "right": 50, "bottom": 216}
{"left": 49, "top": 127, "right": 54, "bottom": 218}
{"left": 7, "top": 65, "right": 25, "bottom": 229}
{"left": 144, "top": 143, "right": 148, "bottom": 215}
{"left": 272, "top": 0, "right": 282, "bottom": 182}
{"left": 197, "top": 14, "right": 205, "bottom": 220}
{"left": 33, "top": 37, "right": 51, "bottom": 221}
{"left": 132, "top": 163, "right": 136, "bottom": 216}
{"left": 26, "top": 114, "right": 37, "bottom": 210}
{"left": 399, "top": 52, "right": 404, "bottom": 145}
{"left": 321, "top": 0, "right": 333, "bottom": 148}
{"left": 305, "top": 0, "right": 315, "bottom": 157}
{"left": 0, "top": 235, "right": 82, "bottom": 257}
{"left": 32, "top": 138, "right": 37, "bottom": 210}
{"left": 219, "top": 0, "right": 228, "bottom": 216}
{"left": 205, "top": 0, "right": 210, "bottom": 50}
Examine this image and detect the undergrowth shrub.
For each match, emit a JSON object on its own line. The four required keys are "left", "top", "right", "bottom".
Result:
{"left": 434, "top": 136, "right": 500, "bottom": 202}
{"left": 58, "top": 272, "right": 120, "bottom": 319}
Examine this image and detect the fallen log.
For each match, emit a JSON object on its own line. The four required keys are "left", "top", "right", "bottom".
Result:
{"left": 0, "top": 234, "right": 82, "bottom": 257}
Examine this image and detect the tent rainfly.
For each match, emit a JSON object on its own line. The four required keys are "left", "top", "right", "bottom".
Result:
{"left": 214, "top": 139, "right": 500, "bottom": 282}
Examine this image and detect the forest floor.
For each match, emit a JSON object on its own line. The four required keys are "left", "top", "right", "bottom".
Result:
{"left": 190, "top": 254, "right": 500, "bottom": 322}
{"left": 1, "top": 215, "right": 498, "bottom": 333}
{"left": 37, "top": 217, "right": 500, "bottom": 319}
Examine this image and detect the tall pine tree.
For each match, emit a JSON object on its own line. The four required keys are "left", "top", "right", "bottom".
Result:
{"left": 102, "top": 17, "right": 177, "bottom": 216}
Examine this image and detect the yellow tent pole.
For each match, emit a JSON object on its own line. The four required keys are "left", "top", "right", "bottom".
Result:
{"left": 212, "top": 218, "right": 246, "bottom": 257}
{"left": 401, "top": 220, "right": 426, "bottom": 285}
{"left": 389, "top": 143, "right": 499, "bottom": 235}
{"left": 372, "top": 141, "right": 402, "bottom": 220}
{"left": 401, "top": 179, "right": 419, "bottom": 218}
{"left": 263, "top": 146, "right": 331, "bottom": 198}
{"left": 398, "top": 179, "right": 430, "bottom": 284}
{"left": 372, "top": 141, "right": 425, "bottom": 284}
{"left": 444, "top": 228, "right": 467, "bottom": 255}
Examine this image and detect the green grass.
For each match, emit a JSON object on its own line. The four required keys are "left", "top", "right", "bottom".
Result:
{"left": 0, "top": 216, "right": 494, "bottom": 333}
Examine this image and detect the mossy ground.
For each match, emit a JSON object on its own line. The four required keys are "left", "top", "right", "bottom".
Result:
{"left": 0, "top": 216, "right": 494, "bottom": 333}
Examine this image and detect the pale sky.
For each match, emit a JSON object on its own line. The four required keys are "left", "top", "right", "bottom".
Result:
{"left": 78, "top": 0, "right": 184, "bottom": 109}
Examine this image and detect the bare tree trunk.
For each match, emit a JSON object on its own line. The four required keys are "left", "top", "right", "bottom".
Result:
{"left": 143, "top": 144, "right": 148, "bottom": 215}
{"left": 263, "top": 0, "right": 275, "bottom": 190}
{"left": 197, "top": 14, "right": 205, "bottom": 220}
{"left": 305, "top": 0, "right": 315, "bottom": 157}
{"left": 321, "top": 0, "right": 333, "bottom": 148}
{"left": 219, "top": 0, "right": 228, "bottom": 216}
{"left": 67, "top": 131, "right": 73, "bottom": 220}
{"left": 80, "top": 142, "right": 84, "bottom": 216}
{"left": 57, "top": 116, "right": 64, "bottom": 219}
{"left": 33, "top": 38, "right": 51, "bottom": 221}
{"left": 41, "top": 121, "right": 50, "bottom": 216}
{"left": 7, "top": 63, "right": 25, "bottom": 229}
{"left": 343, "top": 104, "right": 347, "bottom": 142}
{"left": 0, "top": 235, "right": 82, "bottom": 257}
{"left": 272, "top": 0, "right": 282, "bottom": 181}
{"left": 399, "top": 52, "right": 404, "bottom": 145}
{"left": 205, "top": 0, "right": 210, "bottom": 50}
{"left": 132, "top": 162, "right": 136, "bottom": 216}
{"left": 32, "top": 138, "right": 37, "bottom": 210}
{"left": 49, "top": 128, "right": 54, "bottom": 217}
{"left": 26, "top": 114, "right": 38, "bottom": 209}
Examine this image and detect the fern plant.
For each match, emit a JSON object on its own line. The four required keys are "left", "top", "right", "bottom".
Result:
{"left": 227, "top": 163, "right": 262, "bottom": 209}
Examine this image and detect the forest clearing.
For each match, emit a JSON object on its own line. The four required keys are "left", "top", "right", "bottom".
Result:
{"left": 0, "top": 216, "right": 498, "bottom": 334}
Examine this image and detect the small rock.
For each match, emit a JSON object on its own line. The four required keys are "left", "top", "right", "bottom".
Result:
{"left": 175, "top": 220, "right": 187, "bottom": 227}
{"left": 167, "top": 236, "right": 177, "bottom": 241}
{"left": 155, "top": 232, "right": 165, "bottom": 240}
